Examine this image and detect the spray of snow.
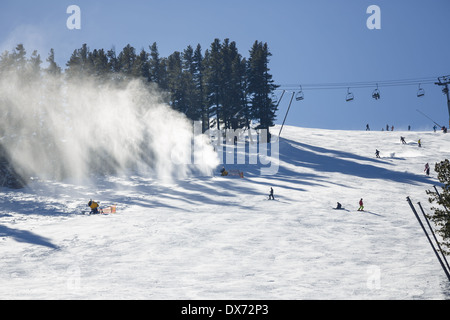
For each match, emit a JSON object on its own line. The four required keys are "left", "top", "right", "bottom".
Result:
{"left": 0, "top": 71, "right": 218, "bottom": 183}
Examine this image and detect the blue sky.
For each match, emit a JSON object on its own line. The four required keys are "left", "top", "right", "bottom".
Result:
{"left": 1, "top": 0, "right": 449, "bottom": 131}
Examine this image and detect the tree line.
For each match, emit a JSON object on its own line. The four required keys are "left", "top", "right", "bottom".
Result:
{"left": 0, "top": 39, "right": 278, "bottom": 135}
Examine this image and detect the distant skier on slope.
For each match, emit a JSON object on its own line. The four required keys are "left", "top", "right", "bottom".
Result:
{"left": 375, "top": 149, "right": 380, "bottom": 158}
{"left": 335, "top": 202, "right": 344, "bottom": 210}
{"left": 400, "top": 137, "right": 406, "bottom": 144}
{"left": 357, "top": 198, "right": 364, "bottom": 211}
{"left": 268, "top": 187, "right": 275, "bottom": 200}
{"left": 424, "top": 163, "right": 430, "bottom": 176}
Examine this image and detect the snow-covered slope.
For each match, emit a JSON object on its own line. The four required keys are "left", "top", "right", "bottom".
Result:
{"left": 1, "top": 125, "right": 449, "bottom": 299}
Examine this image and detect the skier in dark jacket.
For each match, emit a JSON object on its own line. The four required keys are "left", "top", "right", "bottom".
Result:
{"left": 269, "top": 187, "right": 275, "bottom": 200}
{"left": 424, "top": 163, "right": 430, "bottom": 176}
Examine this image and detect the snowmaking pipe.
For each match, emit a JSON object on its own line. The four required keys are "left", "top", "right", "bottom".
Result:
{"left": 406, "top": 197, "right": 450, "bottom": 282}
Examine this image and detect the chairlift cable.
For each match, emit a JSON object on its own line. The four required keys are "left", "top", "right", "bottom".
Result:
{"left": 277, "top": 76, "right": 439, "bottom": 91}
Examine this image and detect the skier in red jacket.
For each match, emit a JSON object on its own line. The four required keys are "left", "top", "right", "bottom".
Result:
{"left": 358, "top": 198, "right": 364, "bottom": 211}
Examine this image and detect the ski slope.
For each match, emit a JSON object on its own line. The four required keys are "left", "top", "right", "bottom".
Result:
{"left": 1, "top": 125, "right": 450, "bottom": 300}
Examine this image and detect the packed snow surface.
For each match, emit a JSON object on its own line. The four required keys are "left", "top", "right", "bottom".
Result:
{"left": 1, "top": 125, "right": 450, "bottom": 299}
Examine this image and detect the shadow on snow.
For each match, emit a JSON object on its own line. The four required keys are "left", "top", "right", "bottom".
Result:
{"left": 0, "top": 224, "right": 59, "bottom": 249}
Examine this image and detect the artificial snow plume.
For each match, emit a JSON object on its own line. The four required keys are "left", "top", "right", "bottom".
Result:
{"left": 0, "top": 70, "right": 219, "bottom": 184}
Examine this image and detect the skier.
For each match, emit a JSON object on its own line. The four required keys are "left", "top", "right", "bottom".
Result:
{"left": 400, "top": 137, "right": 406, "bottom": 144}
{"left": 375, "top": 149, "right": 380, "bottom": 158}
{"left": 88, "top": 199, "right": 99, "bottom": 214}
{"left": 268, "top": 187, "right": 275, "bottom": 200}
{"left": 335, "top": 202, "right": 343, "bottom": 210}
{"left": 418, "top": 139, "right": 421, "bottom": 148}
{"left": 424, "top": 163, "right": 430, "bottom": 176}
{"left": 366, "top": 124, "right": 370, "bottom": 131}
{"left": 357, "top": 198, "right": 364, "bottom": 211}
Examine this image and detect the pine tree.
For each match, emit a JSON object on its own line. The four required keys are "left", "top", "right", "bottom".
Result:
{"left": 12, "top": 44, "right": 27, "bottom": 72}
{"left": 107, "top": 47, "right": 120, "bottom": 73}
{"left": 182, "top": 45, "right": 201, "bottom": 121}
{"left": 46, "top": 48, "right": 62, "bottom": 76}
{"left": 226, "top": 40, "right": 247, "bottom": 130}
{"left": 149, "top": 42, "right": 168, "bottom": 90}
{"left": 193, "top": 44, "right": 209, "bottom": 132}
{"left": 204, "top": 39, "right": 223, "bottom": 130}
{"left": 89, "top": 48, "right": 109, "bottom": 79}
{"left": 427, "top": 159, "right": 450, "bottom": 254}
{"left": 117, "top": 44, "right": 137, "bottom": 78}
{"left": 167, "top": 51, "right": 184, "bottom": 113}
{"left": 247, "top": 41, "right": 278, "bottom": 141}
{"left": 133, "top": 48, "right": 150, "bottom": 81}
{"left": 65, "top": 44, "right": 91, "bottom": 79}
{"left": 28, "top": 50, "right": 42, "bottom": 77}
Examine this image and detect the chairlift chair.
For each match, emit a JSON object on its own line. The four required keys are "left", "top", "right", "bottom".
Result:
{"left": 295, "top": 86, "right": 304, "bottom": 101}
{"left": 372, "top": 84, "right": 381, "bottom": 100}
{"left": 346, "top": 88, "right": 354, "bottom": 102}
{"left": 417, "top": 84, "right": 425, "bottom": 98}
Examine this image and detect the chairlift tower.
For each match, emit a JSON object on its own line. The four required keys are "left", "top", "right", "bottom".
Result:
{"left": 435, "top": 75, "right": 450, "bottom": 128}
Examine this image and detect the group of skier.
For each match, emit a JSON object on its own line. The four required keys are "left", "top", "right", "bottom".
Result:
{"left": 333, "top": 199, "right": 364, "bottom": 211}
{"left": 267, "top": 187, "right": 366, "bottom": 212}
{"left": 376, "top": 136, "right": 425, "bottom": 159}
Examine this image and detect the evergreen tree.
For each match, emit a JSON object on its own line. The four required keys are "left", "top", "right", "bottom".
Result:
{"left": 427, "top": 159, "right": 450, "bottom": 254}
{"left": 224, "top": 40, "right": 247, "bottom": 130}
{"left": 247, "top": 41, "right": 278, "bottom": 141}
{"left": 46, "top": 48, "right": 62, "bottom": 76}
{"left": 133, "top": 48, "right": 150, "bottom": 81}
{"left": 89, "top": 48, "right": 109, "bottom": 79}
{"left": 167, "top": 51, "right": 184, "bottom": 113}
{"left": 204, "top": 38, "right": 223, "bottom": 130}
{"left": 193, "top": 44, "right": 209, "bottom": 132}
{"left": 107, "top": 47, "right": 120, "bottom": 73}
{"left": 149, "top": 42, "right": 168, "bottom": 90}
{"left": 182, "top": 45, "right": 201, "bottom": 120}
{"left": 65, "top": 44, "right": 91, "bottom": 78}
{"left": 0, "top": 50, "right": 13, "bottom": 73}
{"left": 12, "top": 44, "right": 27, "bottom": 72}
{"left": 117, "top": 44, "right": 137, "bottom": 78}
{"left": 166, "top": 50, "right": 200, "bottom": 120}
{"left": 28, "top": 50, "right": 42, "bottom": 77}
